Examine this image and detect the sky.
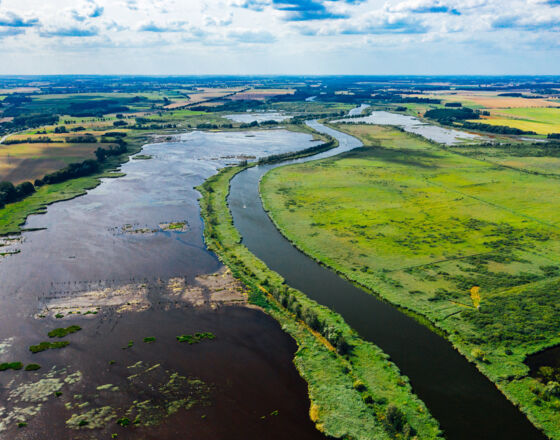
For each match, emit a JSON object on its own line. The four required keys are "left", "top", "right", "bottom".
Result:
{"left": 0, "top": 0, "right": 559, "bottom": 75}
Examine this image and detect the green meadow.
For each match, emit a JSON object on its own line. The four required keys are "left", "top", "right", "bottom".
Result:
{"left": 261, "top": 123, "right": 560, "bottom": 439}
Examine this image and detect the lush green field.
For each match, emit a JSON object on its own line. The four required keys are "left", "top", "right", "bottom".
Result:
{"left": 198, "top": 163, "right": 443, "bottom": 440}
{"left": 449, "top": 141, "right": 560, "bottom": 176}
{"left": 261, "top": 123, "right": 560, "bottom": 439}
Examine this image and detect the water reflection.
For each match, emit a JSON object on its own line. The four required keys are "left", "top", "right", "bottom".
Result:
{"left": 334, "top": 110, "right": 482, "bottom": 145}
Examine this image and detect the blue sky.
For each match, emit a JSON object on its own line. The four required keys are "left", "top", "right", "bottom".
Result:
{"left": 0, "top": 0, "right": 559, "bottom": 74}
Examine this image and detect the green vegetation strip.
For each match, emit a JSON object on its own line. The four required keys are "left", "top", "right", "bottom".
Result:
{"left": 29, "top": 341, "right": 69, "bottom": 353}
{"left": 176, "top": 332, "right": 215, "bottom": 344}
{"left": 24, "top": 363, "right": 41, "bottom": 371}
{"left": 261, "top": 122, "right": 560, "bottom": 439}
{"left": 0, "top": 362, "right": 23, "bottom": 371}
{"left": 48, "top": 325, "right": 82, "bottom": 338}
{"left": 198, "top": 163, "right": 442, "bottom": 439}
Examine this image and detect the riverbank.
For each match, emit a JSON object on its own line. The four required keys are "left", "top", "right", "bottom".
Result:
{"left": 197, "top": 163, "right": 443, "bottom": 439}
{"left": 260, "top": 123, "right": 559, "bottom": 439}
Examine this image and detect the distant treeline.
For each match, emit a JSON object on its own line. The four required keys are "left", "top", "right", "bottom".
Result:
{"left": 424, "top": 107, "right": 538, "bottom": 135}
{"left": 424, "top": 107, "right": 480, "bottom": 123}
{"left": 473, "top": 141, "right": 560, "bottom": 158}
{"left": 548, "top": 133, "right": 560, "bottom": 139}
{"left": 3, "top": 136, "right": 55, "bottom": 145}
{"left": 131, "top": 123, "right": 177, "bottom": 130}
{"left": 3, "top": 131, "right": 130, "bottom": 145}
{"left": 258, "top": 137, "right": 336, "bottom": 164}
{"left": 191, "top": 100, "right": 263, "bottom": 113}
{"left": 460, "top": 121, "right": 537, "bottom": 135}
{"left": 2, "top": 114, "right": 59, "bottom": 131}
{"left": 372, "top": 93, "right": 442, "bottom": 104}
{"left": 497, "top": 92, "right": 544, "bottom": 99}
{"left": 288, "top": 111, "right": 345, "bottom": 124}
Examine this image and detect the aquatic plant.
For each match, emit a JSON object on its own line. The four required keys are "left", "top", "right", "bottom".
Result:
{"left": 117, "top": 417, "right": 130, "bottom": 427}
{"left": 0, "top": 362, "right": 23, "bottom": 371}
{"left": 176, "top": 332, "right": 215, "bottom": 344}
{"left": 48, "top": 325, "right": 82, "bottom": 338}
{"left": 143, "top": 337, "right": 156, "bottom": 343}
{"left": 25, "top": 364, "right": 41, "bottom": 371}
{"left": 29, "top": 341, "right": 69, "bottom": 353}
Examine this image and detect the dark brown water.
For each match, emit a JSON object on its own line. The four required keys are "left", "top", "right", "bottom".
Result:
{"left": 228, "top": 120, "right": 545, "bottom": 440}
{"left": 0, "top": 129, "right": 325, "bottom": 439}
{"left": 526, "top": 345, "right": 560, "bottom": 376}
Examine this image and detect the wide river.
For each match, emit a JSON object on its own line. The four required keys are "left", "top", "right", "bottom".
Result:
{"left": 0, "top": 129, "right": 325, "bottom": 439}
{"left": 228, "top": 120, "right": 545, "bottom": 440}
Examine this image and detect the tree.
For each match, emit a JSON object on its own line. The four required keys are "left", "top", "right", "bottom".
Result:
{"left": 95, "top": 147, "right": 107, "bottom": 162}
{"left": 15, "top": 181, "right": 35, "bottom": 198}
{"left": 0, "top": 181, "right": 17, "bottom": 204}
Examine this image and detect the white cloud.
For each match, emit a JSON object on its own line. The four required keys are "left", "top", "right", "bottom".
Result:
{"left": 0, "top": 0, "right": 558, "bottom": 73}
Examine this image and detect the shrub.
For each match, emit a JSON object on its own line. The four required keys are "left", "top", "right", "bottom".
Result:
{"left": 471, "top": 348, "right": 487, "bottom": 361}
{"left": 545, "top": 381, "right": 560, "bottom": 397}
{"left": 384, "top": 404, "right": 406, "bottom": 433}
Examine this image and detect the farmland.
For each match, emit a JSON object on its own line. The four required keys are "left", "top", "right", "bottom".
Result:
{"left": 261, "top": 123, "right": 560, "bottom": 438}
{"left": 473, "top": 108, "right": 560, "bottom": 135}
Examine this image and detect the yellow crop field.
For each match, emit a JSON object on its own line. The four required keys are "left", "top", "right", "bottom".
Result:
{"left": 408, "top": 92, "right": 560, "bottom": 109}
{"left": 474, "top": 107, "right": 560, "bottom": 134}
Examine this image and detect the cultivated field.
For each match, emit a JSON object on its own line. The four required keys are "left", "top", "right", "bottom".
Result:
{"left": 230, "top": 88, "right": 295, "bottom": 101}
{"left": 474, "top": 108, "right": 560, "bottom": 135}
{"left": 408, "top": 91, "right": 560, "bottom": 109}
{"left": 261, "top": 123, "right": 560, "bottom": 439}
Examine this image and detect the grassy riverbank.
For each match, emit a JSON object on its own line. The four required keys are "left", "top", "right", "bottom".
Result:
{"left": 197, "top": 162, "right": 443, "bottom": 439}
{"left": 260, "top": 123, "right": 560, "bottom": 439}
{"left": 0, "top": 133, "right": 147, "bottom": 236}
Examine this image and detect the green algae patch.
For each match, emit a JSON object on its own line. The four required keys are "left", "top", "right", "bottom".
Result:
{"left": 63, "top": 363, "right": 211, "bottom": 432}
{"left": 29, "top": 341, "right": 69, "bottom": 353}
{"left": 176, "top": 332, "right": 215, "bottom": 344}
{"left": 66, "top": 406, "right": 117, "bottom": 430}
{"left": 48, "top": 325, "right": 82, "bottom": 338}
{"left": 97, "top": 384, "right": 119, "bottom": 392}
{"left": 0, "top": 362, "right": 23, "bottom": 371}
{"left": 24, "top": 364, "right": 41, "bottom": 371}
{"left": 122, "top": 340, "right": 134, "bottom": 349}
{"left": 143, "top": 337, "right": 156, "bottom": 344}
{"left": 159, "top": 221, "right": 188, "bottom": 232}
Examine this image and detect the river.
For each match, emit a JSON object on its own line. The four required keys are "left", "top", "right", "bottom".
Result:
{"left": 334, "top": 110, "right": 482, "bottom": 145}
{"left": 228, "top": 120, "right": 545, "bottom": 440}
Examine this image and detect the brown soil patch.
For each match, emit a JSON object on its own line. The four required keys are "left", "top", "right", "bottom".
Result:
{"left": 35, "top": 268, "right": 249, "bottom": 319}
{"left": 166, "top": 267, "right": 248, "bottom": 308}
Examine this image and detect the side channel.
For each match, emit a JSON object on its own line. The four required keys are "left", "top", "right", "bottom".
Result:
{"left": 227, "top": 120, "right": 545, "bottom": 440}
